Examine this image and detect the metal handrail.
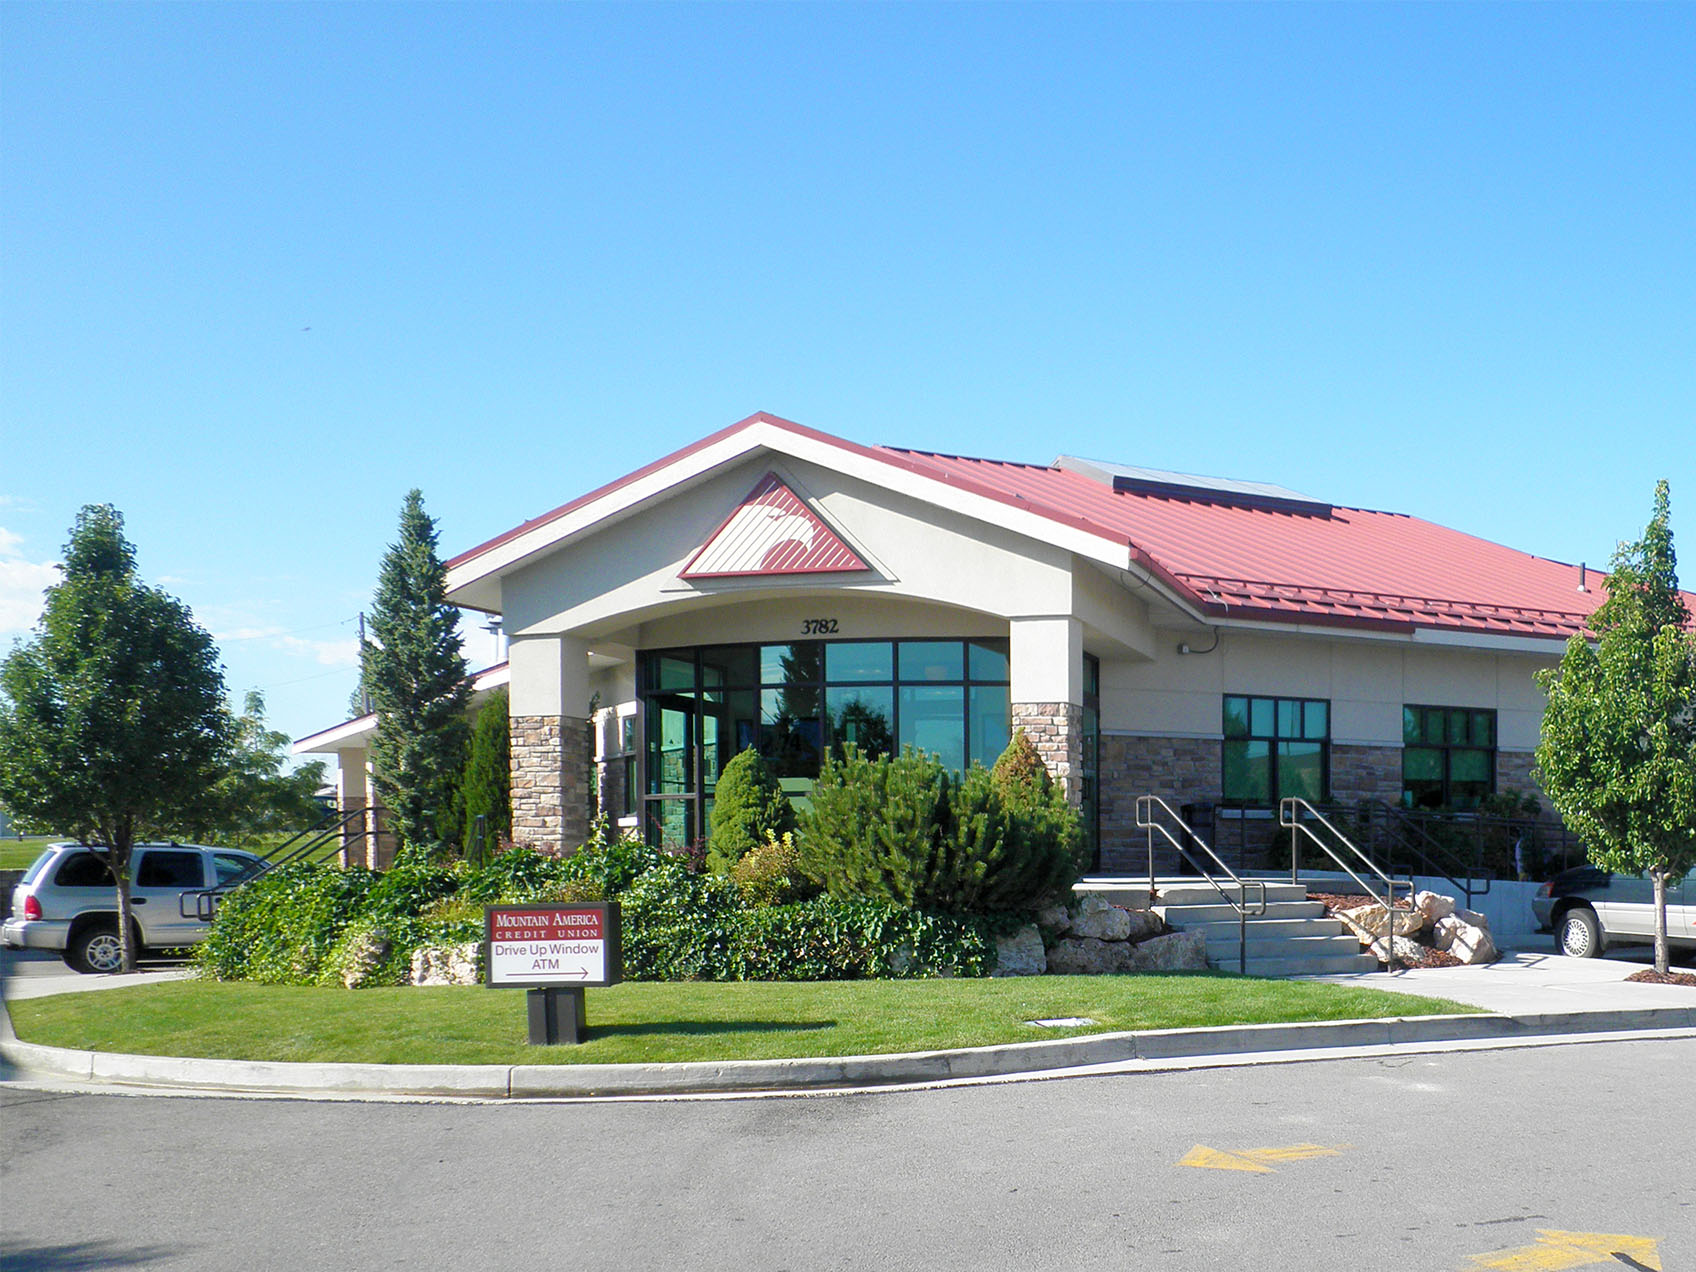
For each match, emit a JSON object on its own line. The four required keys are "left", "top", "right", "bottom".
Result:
{"left": 187, "top": 806, "right": 380, "bottom": 921}
{"left": 1280, "top": 797, "right": 1413, "bottom": 969}
{"left": 1370, "top": 802, "right": 1491, "bottom": 908}
{"left": 1136, "top": 795, "right": 1268, "bottom": 975}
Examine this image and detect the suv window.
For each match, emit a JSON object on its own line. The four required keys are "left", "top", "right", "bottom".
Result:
{"left": 54, "top": 852, "right": 116, "bottom": 888}
{"left": 136, "top": 850, "right": 205, "bottom": 889}
{"left": 213, "top": 853, "right": 255, "bottom": 886}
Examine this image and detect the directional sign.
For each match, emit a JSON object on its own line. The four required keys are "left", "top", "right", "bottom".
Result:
{"left": 1463, "top": 1230, "right": 1662, "bottom": 1271}
{"left": 1178, "top": 1143, "right": 1348, "bottom": 1173}
{"left": 485, "top": 903, "right": 622, "bottom": 989}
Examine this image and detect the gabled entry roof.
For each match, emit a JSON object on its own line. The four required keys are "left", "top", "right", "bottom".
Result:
{"left": 445, "top": 411, "right": 1638, "bottom": 643}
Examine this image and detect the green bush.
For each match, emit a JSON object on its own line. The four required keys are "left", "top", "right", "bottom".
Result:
{"left": 192, "top": 861, "right": 376, "bottom": 984}
{"left": 733, "top": 897, "right": 994, "bottom": 980}
{"left": 799, "top": 742, "right": 1085, "bottom": 914}
{"left": 706, "top": 748, "right": 796, "bottom": 873}
{"left": 618, "top": 860, "right": 743, "bottom": 981}
{"left": 460, "top": 687, "right": 511, "bottom": 862}
{"left": 730, "top": 831, "right": 818, "bottom": 908}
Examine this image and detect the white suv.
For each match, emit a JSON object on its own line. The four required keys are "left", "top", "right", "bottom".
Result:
{"left": 2, "top": 842, "right": 266, "bottom": 973}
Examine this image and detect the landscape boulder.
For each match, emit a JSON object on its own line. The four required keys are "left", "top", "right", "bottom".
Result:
{"left": 1338, "top": 903, "right": 1426, "bottom": 941}
{"left": 1070, "top": 895, "right": 1133, "bottom": 941}
{"left": 992, "top": 925, "right": 1048, "bottom": 977}
{"left": 1433, "top": 914, "right": 1497, "bottom": 965}
{"left": 1414, "top": 890, "right": 1456, "bottom": 926}
{"left": 410, "top": 941, "right": 482, "bottom": 987}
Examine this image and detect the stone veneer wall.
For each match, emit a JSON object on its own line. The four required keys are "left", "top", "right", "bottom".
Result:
{"left": 510, "top": 714, "right": 592, "bottom": 854}
{"left": 1012, "top": 702, "right": 1084, "bottom": 804}
{"left": 1097, "top": 735, "right": 1222, "bottom": 874}
{"left": 1495, "top": 749, "right": 1551, "bottom": 809}
{"left": 1329, "top": 744, "right": 1403, "bottom": 806}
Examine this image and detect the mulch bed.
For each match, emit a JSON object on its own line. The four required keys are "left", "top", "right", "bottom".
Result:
{"left": 1624, "top": 969, "right": 1696, "bottom": 987}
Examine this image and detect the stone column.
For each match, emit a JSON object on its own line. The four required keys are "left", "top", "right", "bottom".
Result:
{"left": 1009, "top": 616, "right": 1084, "bottom": 804}
{"left": 508, "top": 635, "right": 593, "bottom": 855}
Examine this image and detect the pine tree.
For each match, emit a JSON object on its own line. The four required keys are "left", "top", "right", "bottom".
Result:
{"left": 362, "top": 490, "right": 471, "bottom": 854}
{"left": 461, "top": 687, "right": 511, "bottom": 863}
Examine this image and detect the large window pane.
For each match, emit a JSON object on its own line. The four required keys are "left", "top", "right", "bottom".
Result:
{"left": 1223, "top": 740, "right": 1270, "bottom": 802}
{"left": 1447, "top": 709, "right": 1469, "bottom": 745}
{"left": 646, "top": 700, "right": 693, "bottom": 795}
{"left": 1250, "top": 698, "right": 1275, "bottom": 737}
{"left": 1278, "top": 742, "right": 1324, "bottom": 802}
{"left": 762, "top": 643, "right": 821, "bottom": 687}
{"left": 760, "top": 688, "right": 820, "bottom": 778}
{"left": 825, "top": 641, "right": 893, "bottom": 684}
{"left": 652, "top": 655, "right": 695, "bottom": 693}
{"left": 826, "top": 685, "right": 894, "bottom": 760}
{"left": 1403, "top": 747, "right": 1443, "bottom": 781}
{"left": 700, "top": 645, "right": 760, "bottom": 688}
{"left": 899, "top": 684, "right": 966, "bottom": 771}
{"left": 1472, "top": 711, "right": 1495, "bottom": 746}
{"left": 967, "top": 640, "right": 1010, "bottom": 682}
{"left": 1303, "top": 701, "right": 1328, "bottom": 740}
{"left": 968, "top": 684, "right": 1010, "bottom": 767}
{"left": 1451, "top": 748, "right": 1491, "bottom": 783}
{"left": 1403, "top": 707, "right": 1421, "bottom": 745}
{"left": 1223, "top": 696, "right": 1250, "bottom": 738}
{"left": 1277, "top": 700, "right": 1301, "bottom": 738}
{"left": 899, "top": 641, "right": 963, "bottom": 682}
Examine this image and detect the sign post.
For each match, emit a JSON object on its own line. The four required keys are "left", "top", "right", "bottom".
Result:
{"left": 484, "top": 903, "right": 622, "bottom": 1045}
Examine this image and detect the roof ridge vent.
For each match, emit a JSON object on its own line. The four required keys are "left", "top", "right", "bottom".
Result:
{"left": 1056, "top": 456, "right": 1334, "bottom": 517}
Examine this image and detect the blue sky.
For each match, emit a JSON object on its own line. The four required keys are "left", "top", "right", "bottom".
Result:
{"left": 3, "top": 2, "right": 1692, "bottom": 751}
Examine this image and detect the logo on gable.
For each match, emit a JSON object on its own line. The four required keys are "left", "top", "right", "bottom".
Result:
{"left": 682, "top": 474, "right": 867, "bottom": 579}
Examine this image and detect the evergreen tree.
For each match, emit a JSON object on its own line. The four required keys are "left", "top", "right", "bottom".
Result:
{"left": 1536, "top": 481, "right": 1696, "bottom": 974}
{"left": 0, "top": 506, "right": 231, "bottom": 971}
{"left": 362, "top": 490, "right": 470, "bottom": 854}
{"left": 461, "top": 687, "right": 511, "bottom": 863}
{"left": 706, "top": 747, "right": 795, "bottom": 873}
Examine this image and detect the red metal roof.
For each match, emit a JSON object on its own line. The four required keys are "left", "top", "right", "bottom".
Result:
{"left": 446, "top": 413, "right": 1678, "bottom": 642}
{"left": 879, "top": 448, "right": 1626, "bottom": 640}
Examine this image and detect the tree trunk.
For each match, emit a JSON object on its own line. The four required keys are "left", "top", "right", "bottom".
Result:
{"left": 1652, "top": 869, "right": 1670, "bottom": 976}
{"left": 114, "top": 870, "right": 137, "bottom": 973}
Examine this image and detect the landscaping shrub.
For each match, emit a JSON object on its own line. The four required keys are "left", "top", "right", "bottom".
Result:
{"left": 193, "top": 861, "right": 375, "bottom": 984}
{"left": 729, "top": 831, "right": 818, "bottom": 908}
{"left": 799, "top": 741, "right": 1085, "bottom": 914}
{"left": 618, "top": 859, "right": 743, "bottom": 981}
{"left": 706, "top": 748, "right": 796, "bottom": 873}
{"left": 733, "top": 897, "right": 995, "bottom": 980}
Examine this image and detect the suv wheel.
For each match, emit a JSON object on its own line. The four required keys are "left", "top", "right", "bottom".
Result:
{"left": 1558, "top": 907, "right": 1603, "bottom": 959}
{"left": 66, "top": 922, "right": 125, "bottom": 974}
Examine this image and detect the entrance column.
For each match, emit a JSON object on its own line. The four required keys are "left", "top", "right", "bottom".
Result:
{"left": 335, "top": 747, "right": 373, "bottom": 868}
{"left": 1009, "top": 616, "right": 1084, "bottom": 805}
{"left": 508, "top": 634, "right": 593, "bottom": 855}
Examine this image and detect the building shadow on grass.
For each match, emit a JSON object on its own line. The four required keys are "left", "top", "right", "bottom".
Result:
{"left": 586, "top": 1019, "right": 837, "bottom": 1039}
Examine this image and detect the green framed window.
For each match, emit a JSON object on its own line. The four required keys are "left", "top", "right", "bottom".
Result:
{"left": 1402, "top": 706, "right": 1496, "bottom": 809}
{"left": 1222, "top": 694, "right": 1329, "bottom": 804}
{"left": 639, "top": 638, "right": 1012, "bottom": 850}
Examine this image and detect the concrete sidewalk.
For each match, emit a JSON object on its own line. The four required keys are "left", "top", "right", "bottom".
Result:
{"left": 3, "top": 942, "right": 1693, "bottom": 1101}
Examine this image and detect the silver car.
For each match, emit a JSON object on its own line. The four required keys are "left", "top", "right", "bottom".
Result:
{"left": 2, "top": 842, "right": 265, "bottom": 973}
{"left": 1534, "top": 864, "right": 1696, "bottom": 959}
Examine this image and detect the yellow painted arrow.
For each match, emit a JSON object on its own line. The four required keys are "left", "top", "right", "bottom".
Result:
{"left": 1464, "top": 1229, "right": 1663, "bottom": 1271}
{"left": 1178, "top": 1143, "right": 1346, "bottom": 1172}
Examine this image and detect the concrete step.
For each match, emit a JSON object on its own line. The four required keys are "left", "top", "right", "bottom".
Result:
{"left": 1155, "top": 882, "right": 1310, "bottom": 907}
{"left": 1225, "top": 952, "right": 1381, "bottom": 977}
{"left": 1072, "top": 880, "right": 1154, "bottom": 910}
{"left": 1200, "top": 933, "right": 1365, "bottom": 960}
{"left": 1174, "top": 916, "right": 1349, "bottom": 942}
{"left": 1154, "top": 900, "right": 1326, "bottom": 924}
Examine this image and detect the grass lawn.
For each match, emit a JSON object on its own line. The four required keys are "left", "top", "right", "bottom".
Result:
{"left": 6, "top": 975, "right": 1478, "bottom": 1067}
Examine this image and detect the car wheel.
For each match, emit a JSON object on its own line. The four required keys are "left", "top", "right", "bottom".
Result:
{"left": 66, "top": 922, "right": 125, "bottom": 974}
{"left": 1558, "top": 907, "right": 1603, "bottom": 959}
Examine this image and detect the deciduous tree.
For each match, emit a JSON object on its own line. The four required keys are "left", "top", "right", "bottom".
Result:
{"left": 1536, "top": 481, "right": 1696, "bottom": 974}
{"left": 0, "top": 506, "right": 231, "bottom": 971}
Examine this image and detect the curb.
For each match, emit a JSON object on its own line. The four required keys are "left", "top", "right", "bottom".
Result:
{"left": 5, "top": 1005, "right": 1694, "bottom": 1099}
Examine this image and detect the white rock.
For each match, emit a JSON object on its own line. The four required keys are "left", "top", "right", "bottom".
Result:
{"left": 1071, "top": 902, "right": 1133, "bottom": 941}
{"left": 1124, "top": 930, "right": 1209, "bottom": 971}
{"left": 992, "top": 925, "right": 1048, "bottom": 977}
{"left": 1338, "top": 904, "right": 1425, "bottom": 941}
{"left": 1035, "top": 903, "right": 1072, "bottom": 934}
{"left": 1122, "top": 908, "right": 1165, "bottom": 942}
{"left": 1366, "top": 935, "right": 1426, "bottom": 966}
{"left": 1414, "top": 891, "right": 1455, "bottom": 926}
{"left": 1434, "top": 915, "right": 1497, "bottom": 964}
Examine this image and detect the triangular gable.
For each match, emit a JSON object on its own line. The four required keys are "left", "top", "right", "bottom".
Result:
{"left": 681, "top": 473, "right": 867, "bottom": 579}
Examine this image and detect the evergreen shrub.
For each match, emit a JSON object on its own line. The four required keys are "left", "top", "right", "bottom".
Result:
{"left": 799, "top": 741, "right": 1086, "bottom": 914}
{"left": 729, "top": 831, "right": 818, "bottom": 908}
{"left": 706, "top": 748, "right": 796, "bottom": 873}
